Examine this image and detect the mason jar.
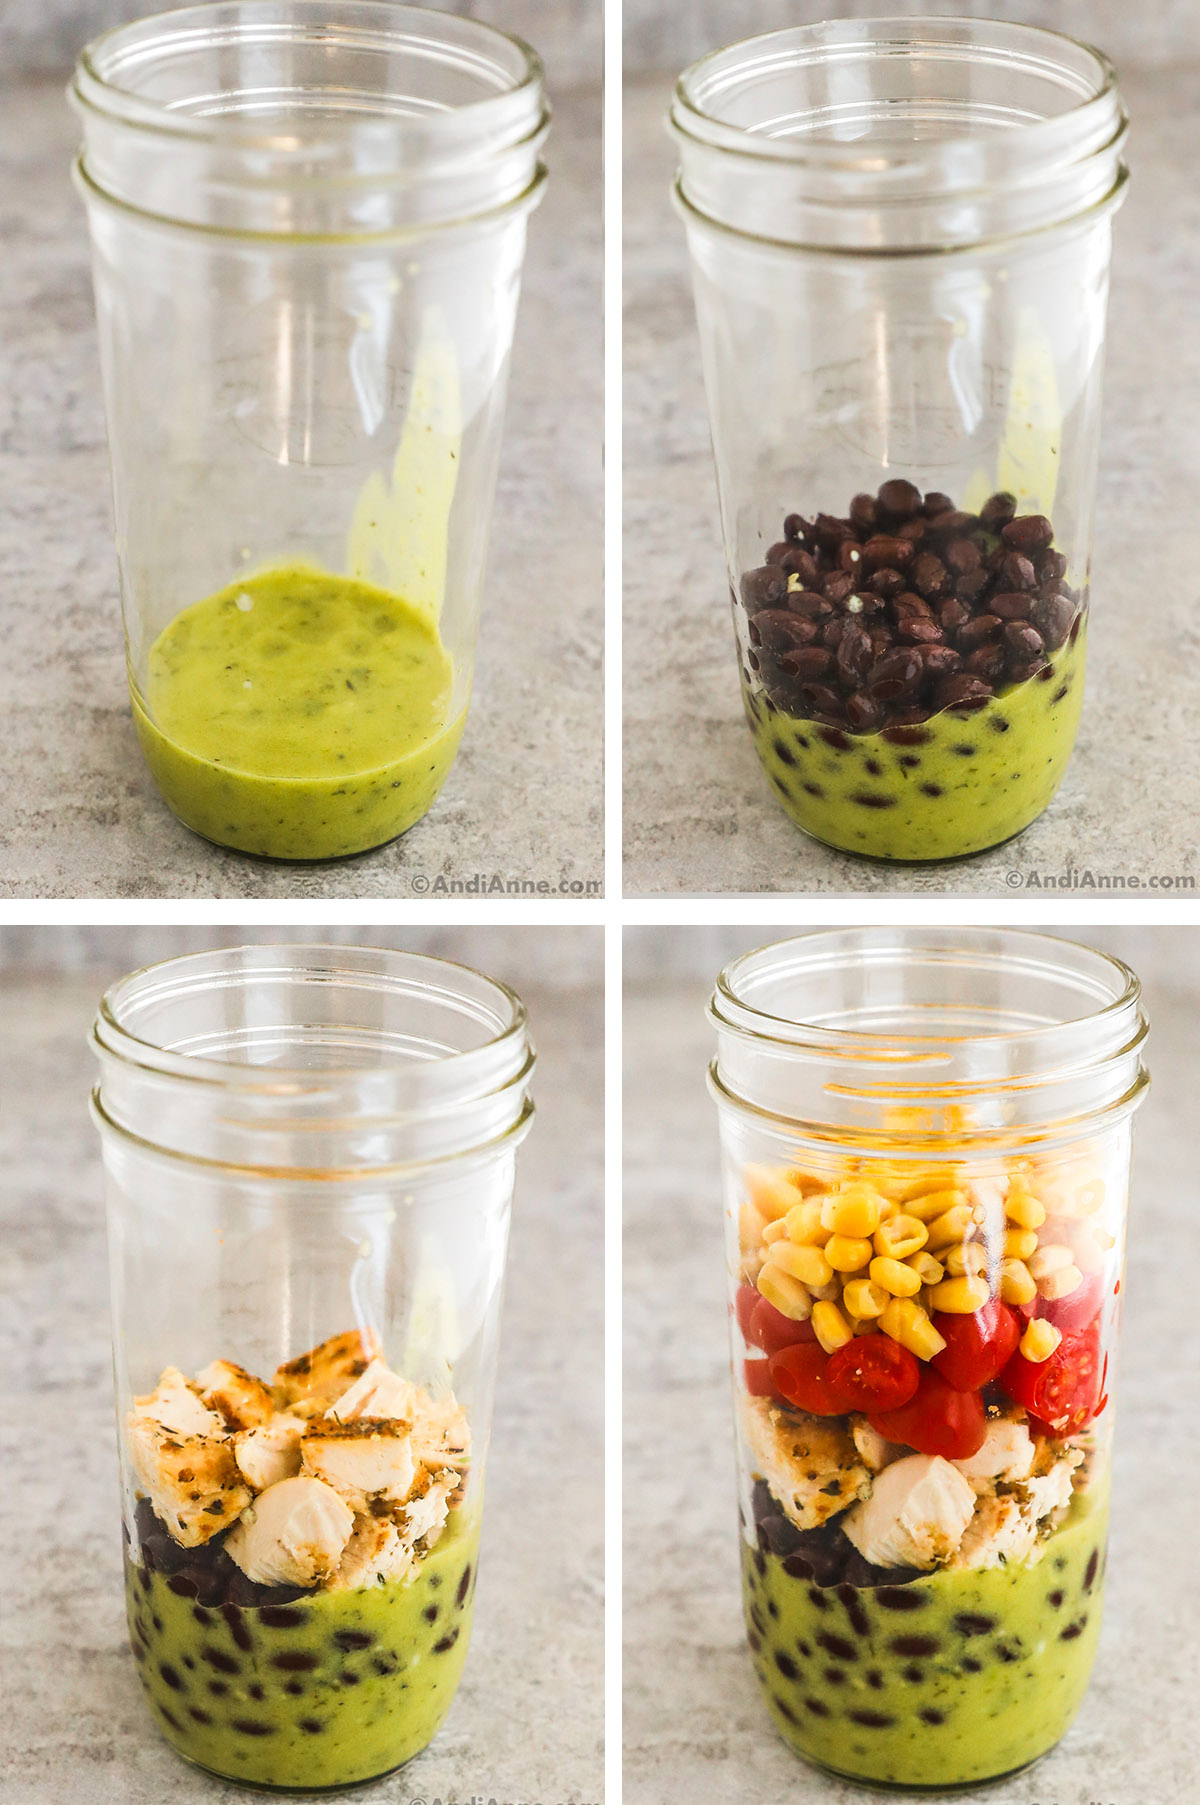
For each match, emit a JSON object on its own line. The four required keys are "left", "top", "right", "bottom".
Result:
{"left": 91, "top": 943, "right": 534, "bottom": 1790}
{"left": 71, "top": 3, "right": 548, "bottom": 859}
{"left": 709, "top": 928, "right": 1147, "bottom": 1790}
{"left": 671, "top": 20, "right": 1128, "bottom": 861}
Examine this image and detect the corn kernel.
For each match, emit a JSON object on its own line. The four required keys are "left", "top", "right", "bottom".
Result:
{"left": 853, "top": 1316, "right": 880, "bottom": 1337}
{"left": 1028, "top": 1243, "right": 1073, "bottom": 1281}
{"left": 1004, "top": 1226, "right": 1039, "bottom": 1262}
{"left": 825, "top": 1234, "right": 874, "bottom": 1273}
{"left": 738, "top": 1200, "right": 767, "bottom": 1255}
{"left": 1075, "top": 1177, "right": 1106, "bottom": 1216}
{"left": 1037, "top": 1263, "right": 1083, "bottom": 1302}
{"left": 999, "top": 1258, "right": 1037, "bottom": 1306}
{"left": 843, "top": 1278, "right": 889, "bottom": 1320}
{"left": 870, "top": 1256, "right": 922, "bottom": 1299}
{"left": 1005, "top": 1188, "right": 1047, "bottom": 1230}
{"left": 1020, "top": 1319, "right": 1063, "bottom": 1363}
{"left": 819, "top": 1187, "right": 883, "bottom": 1238}
{"left": 880, "top": 1297, "right": 946, "bottom": 1361}
{"left": 905, "top": 1187, "right": 968, "bottom": 1224}
{"left": 762, "top": 1216, "right": 789, "bottom": 1245}
{"left": 767, "top": 1241, "right": 833, "bottom": 1289}
{"left": 785, "top": 1199, "right": 832, "bottom": 1246}
{"left": 1092, "top": 1227, "right": 1117, "bottom": 1252}
{"left": 945, "top": 1242, "right": 988, "bottom": 1279}
{"left": 756, "top": 1263, "right": 812, "bottom": 1321}
{"left": 907, "top": 1250, "right": 945, "bottom": 1286}
{"left": 810, "top": 1278, "right": 842, "bottom": 1303}
{"left": 812, "top": 1299, "right": 853, "bottom": 1354}
{"left": 929, "top": 1274, "right": 990, "bottom": 1314}
{"left": 874, "top": 1214, "right": 928, "bottom": 1261}
{"left": 745, "top": 1163, "right": 807, "bottom": 1221}
{"left": 926, "top": 1204, "right": 975, "bottom": 1249}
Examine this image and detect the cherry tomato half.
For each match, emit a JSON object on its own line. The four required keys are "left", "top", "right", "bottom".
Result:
{"left": 1038, "top": 1272, "right": 1104, "bottom": 1337}
{"left": 999, "top": 1317, "right": 1103, "bottom": 1435}
{"left": 931, "top": 1300, "right": 1020, "bottom": 1393}
{"left": 742, "top": 1357, "right": 779, "bottom": 1398}
{"left": 769, "top": 1343, "right": 849, "bottom": 1417}
{"left": 734, "top": 1285, "right": 759, "bottom": 1340}
{"left": 826, "top": 1336, "right": 919, "bottom": 1413}
{"left": 748, "top": 1294, "right": 817, "bottom": 1356}
{"left": 869, "top": 1366, "right": 987, "bottom": 1460}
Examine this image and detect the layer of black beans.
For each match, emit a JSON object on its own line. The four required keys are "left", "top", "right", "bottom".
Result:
{"left": 740, "top": 480, "right": 1082, "bottom": 735}
{"left": 129, "top": 1496, "right": 317, "bottom": 1610}
{"left": 749, "top": 1481, "right": 923, "bottom": 1593}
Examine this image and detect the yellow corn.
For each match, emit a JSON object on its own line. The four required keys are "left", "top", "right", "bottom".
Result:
{"left": 1020, "top": 1319, "right": 1063, "bottom": 1363}
{"left": 1028, "top": 1243, "right": 1074, "bottom": 1281}
{"left": 907, "top": 1250, "right": 945, "bottom": 1286}
{"left": 999, "top": 1258, "right": 1037, "bottom": 1306}
{"left": 926, "top": 1204, "right": 975, "bottom": 1249}
{"left": 756, "top": 1263, "right": 812, "bottom": 1321}
{"left": 745, "top": 1163, "right": 807, "bottom": 1221}
{"left": 819, "top": 1186, "right": 883, "bottom": 1238}
{"left": 870, "top": 1256, "right": 922, "bottom": 1299}
{"left": 874, "top": 1214, "right": 928, "bottom": 1261}
{"left": 1005, "top": 1187, "right": 1047, "bottom": 1230}
{"left": 825, "top": 1234, "right": 874, "bottom": 1273}
{"left": 1038, "top": 1263, "right": 1083, "bottom": 1302}
{"left": 785, "top": 1200, "right": 832, "bottom": 1247}
{"left": 739, "top": 1201, "right": 767, "bottom": 1254}
{"left": 1075, "top": 1177, "right": 1106, "bottom": 1216}
{"left": 812, "top": 1299, "right": 853, "bottom": 1354}
{"left": 762, "top": 1217, "right": 790, "bottom": 1245}
{"left": 929, "top": 1274, "right": 990, "bottom": 1314}
{"left": 1004, "top": 1226, "right": 1039, "bottom": 1262}
{"left": 944, "top": 1242, "right": 988, "bottom": 1279}
{"left": 853, "top": 1316, "right": 880, "bottom": 1337}
{"left": 880, "top": 1297, "right": 946, "bottom": 1361}
{"left": 843, "top": 1278, "right": 889, "bottom": 1320}
{"left": 905, "top": 1187, "right": 969, "bottom": 1224}
{"left": 767, "top": 1241, "right": 833, "bottom": 1289}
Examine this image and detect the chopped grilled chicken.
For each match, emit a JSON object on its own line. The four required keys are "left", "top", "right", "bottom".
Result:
{"left": 742, "top": 1395, "right": 870, "bottom": 1530}
{"left": 132, "top": 1367, "right": 224, "bottom": 1439}
{"left": 127, "top": 1418, "right": 251, "bottom": 1547}
{"left": 395, "top": 1466, "right": 457, "bottom": 1549}
{"left": 843, "top": 1455, "right": 975, "bottom": 1570}
{"left": 274, "top": 1328, "right": 382, "bottom": 1416}
{"left": 1016, "top": 1442, "right": 1083, "bottom": 1522}
{"left": 327, "top": 1361, "right": 471, "bottom": 1474}
{"left": 328, "top": 1515, "right": 415, "bottom": 1591}
{"left": 233, "top": 1413, "right": 305, "bottom": 1491}
{"left": 851, "top": 1417, "right": 904, "bottom": 1474}
{"left": 326, "top": 1357, "right": 412, "bottom": 1423}
{"left": 952, "top": 1489, "right": 1039, "bottom": 1570}
{"left": 300, "top": 1418, "right": 415, "bottom": 1511}
{"left": 225, "top": 1476, "right": 354, "bottom": 1587}
{"left": 952, "top": 1409, "right": 1036, "bottom": 1483}
{"left": 194, "top": 1360, "right": 276, "bottom": 1431}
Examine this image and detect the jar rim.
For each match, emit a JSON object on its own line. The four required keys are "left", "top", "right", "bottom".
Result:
{"left": 71, "top": 0, "right": 545, "bottom": 151}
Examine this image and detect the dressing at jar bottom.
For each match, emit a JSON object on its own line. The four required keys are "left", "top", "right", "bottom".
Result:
{"left": 131, "top": 565, "right": 462, "bottom": 859}
{"left": 744, "top": 1487, "right": 1106, "bottom": 1790}
{"left": 127, "top": 1517, "right": 477, "bottom": 1791}
{"left": 746, "top": 630, "right": 1085, "bottom": 862}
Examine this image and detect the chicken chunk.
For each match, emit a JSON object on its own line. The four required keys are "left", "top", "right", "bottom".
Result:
{"left": 952, "top": 1409, "right": 1035, "bottom": 1483}
{"left": 328, "top": 1362, "right": 471, "bottom": 1474}
{"left": 328, "top": 1515, "right": 414, "bottom": 1591}
{"left": 741, "top": 1396, "right": 870, "bottom": 1530}
{"left": 127, "top": 1418, "right": 251, "bottom": 1548}
{"left": 851, "top": 1417, "right": 904, "bottom": 1474}
{"left": 225, "top": 1476, "right": 354, "bottom": 1587}
{"left": 1016, "top": 1442, "right": 1083, "bottom": 1523}
{"left": 194, "top": 1360, "right": 276, "bottom": 1431}
{"left": 233, "top": 1413, "right": 306, "bottom": 1491}
{"left": 395, "top": 1466, "right": 457, "bottom": 1549}
{"left": 843, "top": 1455, "right": 975, "bottom": 1570}
{"left": 952, "top": 1489, "right": 1039, "bottom": 1571}
{"left": 132, "top": 1367, "right": 225, "bottom": 1439}
{"left": 300, "top": 1418, "right": 415, "bottom": 1511}
{"left": 274, "top": 1328, "right": 382, "bottom": 1415}
{"left": 326, "top": 1357, "right": 411, "bottom": 1424}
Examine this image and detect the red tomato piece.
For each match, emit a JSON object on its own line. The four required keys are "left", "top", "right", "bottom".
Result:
{"left": 930, "top": 1300, "right": 1020, "bottom": 1393}
{"left": 748, "top": 1294, "right": 817, "bottom": 1355}
{"left": 734, "top": 1285, "right": 760, "bottom": 1340}
{"left": 742, "top": 1357, "right": 778, "bottom": 1398}
{"left": 1037, "top": 1272, "right": 1104, "bottom": 1336}
{"left": 768, "top": 1343, "right": 850, "bottom": 1417}
{"left": 869, "top": 1366, "right": 987, "bottom": 1460}
{"left": 826, "top": 1336, "right": 919, "bottom": 1413}
{"left": 999, "top": 1318, "right": 1103, "bottom": 1435}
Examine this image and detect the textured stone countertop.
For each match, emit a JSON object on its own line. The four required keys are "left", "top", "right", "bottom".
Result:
{"left": 0, "top": 955, "right": 603, "bottom": 1803}
{"left": 0, "top": 82, "right": 602, "bottom": 899}
{"left": 623, "top": 67, "right": 1200, "bottom": 895}
{"left": 623, "top": 928, "right": 1199, "bottom": 1803}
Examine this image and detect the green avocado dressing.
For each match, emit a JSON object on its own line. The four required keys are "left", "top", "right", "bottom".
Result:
{"left": 131, "top": 566, "right": 463, "bottom": 860}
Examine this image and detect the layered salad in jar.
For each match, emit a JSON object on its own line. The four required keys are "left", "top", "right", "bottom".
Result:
{"left": 732, "top": 1141, "right": 1119, "bottom": 1789}
{"left": 122, "top": 1328, "right": 476, "bottom": 1790}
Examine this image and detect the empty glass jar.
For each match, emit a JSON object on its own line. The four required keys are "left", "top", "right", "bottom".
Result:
{"left": 91, "top": 943, "right": 534, "bottom": 1789}
{"left": 72, "top": 4, "right": 548, "bottom": 858}
{"left": 672, "top": 20, "right": 1128, "bottom": 861}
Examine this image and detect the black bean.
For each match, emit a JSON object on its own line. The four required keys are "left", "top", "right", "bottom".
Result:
{"left": 911, "top": 551, "right": 950, "bottom": 600}
{"left": 876, "top": 478, "right": 922, "bottom": 519}
{"left": 991, "top": 590, "right": 1032, "bottom": 619}
{"left": 957, "top": 613, "right": 1002, "bottom": 650}
{"left": 741, "top": 565, "right": 786, "bottom": 609}
{"left": 998, "top": 550, "right": 1037, "bottom": 591}
{"left": 979, "top": 490, "right": 1017, "bottom": 528}
{"left": 1003, "top": 514, "right": 1053, "bottom": 552}
{"left": 862, "top": 534, "right": 914, "bottom": 571}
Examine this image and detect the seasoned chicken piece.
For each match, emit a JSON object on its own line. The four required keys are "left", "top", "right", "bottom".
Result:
{"left": 225, "top": 1476, "right": 354, "bottom": 1587}
{"left": 328, "top": 1515, "right": 415, "bottom": 1591}
{"left": 851, "top": 1417, "right": 904, "bottom": 1474}
{"left": 233, "top": 1413, "right": 305, "bottom": 1491}
{"left": 194, "top": 1360, "right": 276, "bottom": 1431}
{"left": 395, "top": 1466, "right": 457, "bottom": 1549}
{"left": 328, "top": 1361, "right": 471, "bottom": 1474}
{"left": 1016, "top": 1442, "right": 1083, "bottom": 1523}
{"left": 326, "top": 1357, "right": 412, "bottom": 1424}
{"left": 952, "top": 1409, "right": 1036, "bottom": 1483}
{"left": 741, "top": 1396, "right": 870, "bottom": 1530}
{"left": 274, "top": 1328, "right": 382, "bottom": 1415}
{"left": 843, "top": 1455, "right": 975, "bottom": 1570}
{"left": 127, "top": 1418, "right": 251, "bottom": 1547}
{"left": 132, "top": 1367, "right": 225, "bottom": 1439}
{"left": 952, "top": 1489, "right": 1039, "bottom": 1571}
{"left": 300, "top": 1418, "right": 415, "bottom": 1511}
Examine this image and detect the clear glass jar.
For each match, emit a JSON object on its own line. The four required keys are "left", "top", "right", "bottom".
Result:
{"left": 91, "top": 943, "right": 534, "bottom": 1791}
{"left": 709, "top": 928, "right": 1147, "bottom": 1791}
{"left": 71, "top": 3, "right": 548, "bottom": 860}
{"left": 671, "top": 20, "right": 1128, "bottom": 862}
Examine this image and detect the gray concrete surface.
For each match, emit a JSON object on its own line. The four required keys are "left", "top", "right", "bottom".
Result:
{"left": 0, "top": 82, "right": 602, "bottom": 899}
{"left": 0, "top": 927, "right": 604, "bottom": 1804}
{"left": 624, "top": 925, "right": 1199, "bottom": 1803}
{"left": 623, "top": 64, "right": 1200, "bottom": 894}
